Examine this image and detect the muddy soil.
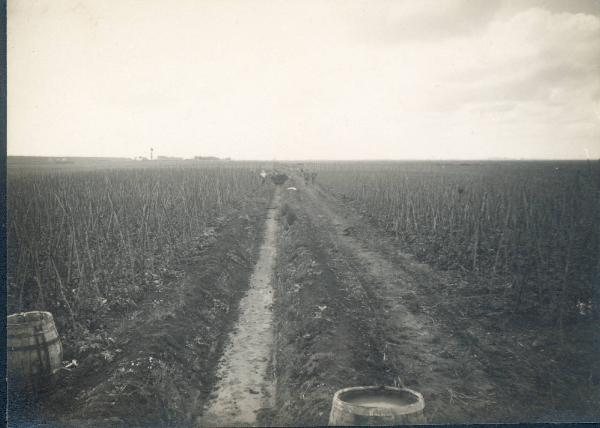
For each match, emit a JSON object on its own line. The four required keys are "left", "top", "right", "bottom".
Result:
{"left": 272, "top": 190, "right": 390, "bottom": 426}
{"left": 270, "top": 172, "right": 599, "bottom": 425}
{"left": 16, "top": 194, "right": 272, "bottom": 427}
{"left": 198, "top": 190, "right": 281, "bottom": 427}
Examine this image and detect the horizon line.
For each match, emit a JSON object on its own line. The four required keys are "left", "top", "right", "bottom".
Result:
{"left": 7, "top": 155, "right": 599, "bottom": 162}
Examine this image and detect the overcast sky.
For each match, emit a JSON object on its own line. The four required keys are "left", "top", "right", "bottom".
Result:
{"left": 8, "top": 0, "right": 600, "bottom": 160}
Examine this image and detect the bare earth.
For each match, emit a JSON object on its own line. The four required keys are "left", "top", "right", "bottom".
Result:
{"left": 300, "top": 183, "right": 497, "bottom": 420}
{"left": 198, "top": 190, "right": 280, "bottom": 427}
{"left": 27, "top": 171, "right": 599, "bottom": 426}
{"left": 269, "top": 172, "right": 598, "bottom": 425}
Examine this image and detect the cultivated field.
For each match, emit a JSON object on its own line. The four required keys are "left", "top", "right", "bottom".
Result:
{"left": 312, "top": 161, "right": 600, "bottom": 325}
{"left": 8, "top": 161, "right": 269, "bottom": 338}
{"left": 7, "top": 158, "right": 600, "bottom": 426}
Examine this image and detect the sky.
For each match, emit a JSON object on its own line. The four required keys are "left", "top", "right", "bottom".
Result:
{"left": 8, "top": 0, "right": 600, "bottom": 160}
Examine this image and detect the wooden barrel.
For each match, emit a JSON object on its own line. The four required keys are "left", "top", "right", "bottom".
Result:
{"left": 7, "top": 311, "right": 63, "bottom": 389}
{"left": 329, "top": 386, "right": 425, "bottom": 426}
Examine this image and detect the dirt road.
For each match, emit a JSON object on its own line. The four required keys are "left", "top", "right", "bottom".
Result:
{"left": 269, "top": 172, "right": 599, "bottom": 425}
{"left": 303, "top": 183, "right": 498, "bottom": 420}
{"left": 269, "top": 176, "right": 498, "bottom": 424}
{"left": 199, "top": 190, "right": 280, "bottom": 426}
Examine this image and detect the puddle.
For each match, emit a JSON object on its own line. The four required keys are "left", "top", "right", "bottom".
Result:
{"left": 198, "top": 191, "right": 280, "bottom": 427}
{"left": 344, "top": 394, "right": 415, "bottom": 409}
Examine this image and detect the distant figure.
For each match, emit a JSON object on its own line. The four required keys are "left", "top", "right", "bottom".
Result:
{"left": 271, "top": 172, "right": 288, "bottom": 185}
{"left": 260, "top": 170, "right": 267, "bottom": 184}
{"left": 311, "top": 172, "right": 317, "bottom": 184}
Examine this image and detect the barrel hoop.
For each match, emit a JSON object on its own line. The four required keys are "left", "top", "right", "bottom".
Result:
{"left": 8, "top": 335, "right": 61, "bottom": 352}
{"left": 8, "top": 330, "right": 57, "bottom": 339}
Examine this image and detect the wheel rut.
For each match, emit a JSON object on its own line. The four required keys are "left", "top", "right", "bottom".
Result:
{"left": 297, "top": 181, "right": 499, "bottom": 422}
{"left": 197, "top": 189, "right": 281, "bottom": 427}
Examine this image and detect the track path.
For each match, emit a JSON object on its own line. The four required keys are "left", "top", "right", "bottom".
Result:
{"left": 295, "top": 178, "right": 500, "bottom": 422}
{"left": 198, "top": 176, "right": 500, "bottom": 425}
{"left": 198, "top": 189, "right": 281, "bottom": 427}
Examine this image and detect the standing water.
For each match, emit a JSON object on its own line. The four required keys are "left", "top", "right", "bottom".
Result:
{"left": 198, "top": 191, "right": 280, "bottom": 426}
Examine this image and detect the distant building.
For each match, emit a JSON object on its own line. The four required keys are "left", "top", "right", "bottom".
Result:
{"left": 157, "top": 156, "right": 184, "bottom": 160}
{"left": 52, "top": 157, "right": 74, "bottom": 164}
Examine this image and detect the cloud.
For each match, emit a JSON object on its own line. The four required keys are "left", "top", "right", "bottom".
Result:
{"left": 402, "top": 8, "right": 600, "bottom": 118}
{"left": 340, "top": 3, "right": 600, "bottom": 158}
{"left": 8, "top": 0, "right": 600, "bottom": 159}
{"left": 347, "top": 0, "right": 502, "bottom": 43}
